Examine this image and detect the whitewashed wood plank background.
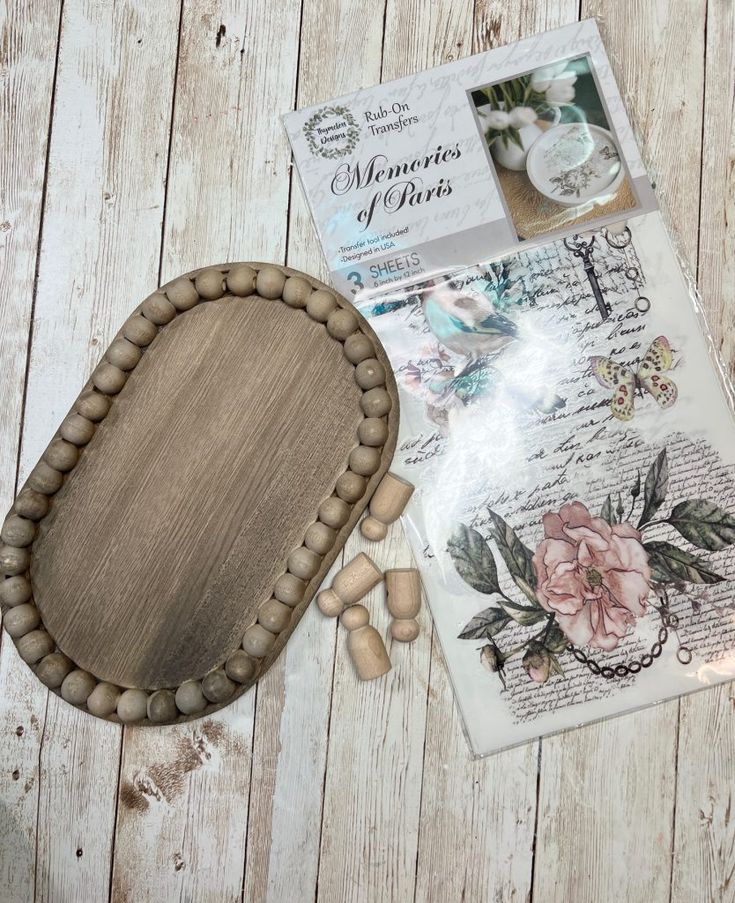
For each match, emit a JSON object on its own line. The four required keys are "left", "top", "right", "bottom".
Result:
{"left": 1, "top": 1, "right": 732, "bottom": 901}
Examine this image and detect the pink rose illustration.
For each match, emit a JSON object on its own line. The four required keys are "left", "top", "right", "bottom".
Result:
{"left": 532, "top": 501, "right": 651, "bottom": 651}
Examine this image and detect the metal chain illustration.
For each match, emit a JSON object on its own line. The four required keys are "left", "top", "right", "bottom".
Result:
{"left": 568, "top": 592, "right": 693, "bottom": 679}
{"left": 603, "top": 225, "right": 651, "bottom": 313}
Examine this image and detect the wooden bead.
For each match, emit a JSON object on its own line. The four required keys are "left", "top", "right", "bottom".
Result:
{"left": 358, "top": 418, "right": 388, "bottom": 448}
{"left": 195, "top": 268, "right": 225, "bottom": 300}
{"left": 360, "top": 516, "right": 387, "bottom": 542}
{"left": 16, "top": 629, "right": 54, "bottom": 665}
{"left": 92, "top": 362, "right": 127, "bottom": 396}
{"left": 175, "top": 680, "right": 207, "bottom": 715}
{"left": 343, "top": 332, "right": 373, "bottom": 364}
{"left": 306, "top": 289, "right": 338, "bottom": 322}
{"left": 44, "top": 438, "right": 79, "bottom": 473}
{"left": 335, "top": 471, "right": 366, "bottom": 503}
{"left": 0, "top": 575, "right": 32, "bottom": 606}
{"left": 141, "top": 292, "right": 177, "bottom": 325}
{"left": 165, "top": 278, "right": 199, "bottom": 311}
{"left": 282, "top": 276, "right": 312, "bottom": 308}
{"left": 59, "top": 413, "right": 95, "bottom": 446}
{"left": 60, "top": 669, "right": 96, "bottom": 705}
{"left": 318, "top": 496, "right": 350, "bottom": 529}
{"left": 355, "top": 358, "right": 385, "bottom": 390}
{"left": 305, "top": 521, "right": 336, "bottom": 554}
{"left": 117, "top": 688, "right": 149, "bottom": 723}
{"left": 287, "top": 546, "right": 321, "bottom": 580}
{"left": 326, "top": 308, "right": 358, "bottom": 341}
{"left": 225, "top": 650, "right": 257, "bottom": 684}
{"left": 274, "top": 573, "right": 306, "bottom": 607}
{"left": 385, "top": 569, "right": 422, "bottom": 619}
{"left": 27, "top": 461, "right": 63, "bottom": 495}
{"left": 366, "top": 471, "right": 415, "bottom": 528}
{"left": 242, "top": 623, "right": 276, "bottom": 658}
{"left": 0, "top": 545, "right": 30, "bottom": 576}
{"left": 340, "top": 604, "right": 369, "bottom": 631}
{"left": 390, "top": 619, "right": 420, "bottom": 643}
{"left": 35, "top": 652, "right": 73, "bottom": 689}
{"left": 122, "top": 314, "right": 158, "bottom": 346}
{"left": 106, "top": 338, "right": 142, "bottom": 370}
{"left": 256, "top": 266, "right": 286, "bottom": 300}
{"left": 316, "top": 589, "right": 344, "bottom": 618}
{"left": 202, "top": 669, "right": 236, "bottom": 703}
{"left": 86, "top": 682, "right": 121, "bottom": 717}
{"left": 76, "top": 391, "right": 111, "bottom": 422}
{"left": 332, "top": 552, "right": 382, "bottom": 606}
{"left": 226, "top": 264, "right": 257, "bottom": 297}
{"left": 147, "top": 688, "right": 178, "bottom": 722}
{"left": 3, "top": 603, "right": 40, "bottom": 638}
{"left": 348, "top": 445, "right": 381, "bottom": 477}
{"left": 14, "top": 488, "right": 49, "bottom": 521}
{"left": 1, "top": 515, "right": 35, "bottom": 548}
{"left": 258, "top": 598, "right": 291, "bottom": 633}
{"left": 345, "top": 618, "right": 392, "bottom": 680}
{"left": 361, "top": 387, "right": 392, "bottom": 418}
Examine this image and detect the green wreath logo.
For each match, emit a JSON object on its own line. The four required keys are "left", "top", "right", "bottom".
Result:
{"left": 303, "top": 105, "right": 360, "bottom": 159}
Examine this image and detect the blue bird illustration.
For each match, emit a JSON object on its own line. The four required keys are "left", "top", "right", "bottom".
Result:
{"left": 419, "top": 283, "right": 519, "bottom": 361}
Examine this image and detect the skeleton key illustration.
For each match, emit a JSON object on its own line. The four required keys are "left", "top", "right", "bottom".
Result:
{"left": 564, "top": 234, "right": 611, "bottom": 321}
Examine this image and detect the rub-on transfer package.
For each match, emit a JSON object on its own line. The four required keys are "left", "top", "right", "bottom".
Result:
{"left": 284, "top": 19, "right": 735, "bottom": 756}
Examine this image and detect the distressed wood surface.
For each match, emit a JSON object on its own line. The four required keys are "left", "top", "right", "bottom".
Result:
{"left": 1, "top": 1, "right": 733, "bottom": 901}
{"left": 532, "top": 3, "right": 710, "bottom": 901}
{"left": 0, "top": 3, "right": 62, "bottom": 898}
{"left": 27, "top": 267, "right": 396, "bottom": 697}
{"left": 111, "top": 3, "right": 302, "bottom": 901}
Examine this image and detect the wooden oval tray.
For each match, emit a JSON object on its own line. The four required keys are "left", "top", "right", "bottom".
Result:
{"left": 0, "top": 263, "right": 398, "bottom": 724}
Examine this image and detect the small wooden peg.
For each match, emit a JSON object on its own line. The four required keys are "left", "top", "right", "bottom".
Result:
{"left": 316, "top": 552, "right": 382, "bottom": 617}
{"left": 385, "top": 568, "right": 422, "bottom": 643}
{"left": 340, "top": 604, "right": 391, "bottom": 680}
{"left": 385, "top": 569, "right": 422, "bottom": 620}
{"left": 390, "top": 619, "right": 419, "bottom": 643}
{"left": 360, "top": 471, "right": 415, "bottom": 541}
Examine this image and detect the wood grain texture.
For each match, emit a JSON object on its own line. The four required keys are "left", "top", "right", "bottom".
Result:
{"left": 415, "top": 642, "right": 538, "bottom": 903}
{"left": 535, "top": 707, "right": 679, "bottom": 903}
{"left": 1, "top": 1, "right": 733, "bottom": 900}
{"left": 671, "top": 684, "right": 735, "bottom": 903}
{"left": 1, "top": 2, "right": 180, "bottom": 900}
{"left": 241, "top": 2, "right": 389, "bottom": 899}
{"left": 316, "top": 520, "right": 424, "bottom": 903}
{"left": 0, "top": 2, "right": 61, "bottom": 898}
{"left": 27, "top": 266, "right": 397, "bottom": 695}
{"left": 534, "top": 4, "right": 708, "bottom": 901}
{"left": 313, "top": 5, "right": 475, "bottom": 900}
{"left": 110, "top": 3, "right": 304, "bottom": 900}
{"left": 671, "top": 2, "right": 735, "bottom": 899}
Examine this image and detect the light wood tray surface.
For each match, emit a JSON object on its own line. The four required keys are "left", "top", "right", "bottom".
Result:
{"left": 0, "top": 262, "right": 398, "bottom": 724}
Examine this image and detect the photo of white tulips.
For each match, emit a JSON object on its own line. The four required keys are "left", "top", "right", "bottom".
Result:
{"left": 470, "top": 55, "right": 636, "bottom": 240}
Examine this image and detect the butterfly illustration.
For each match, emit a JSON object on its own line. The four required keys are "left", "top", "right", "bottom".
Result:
{"left": 590, "top": 335, "right": 678, "bottom": 421}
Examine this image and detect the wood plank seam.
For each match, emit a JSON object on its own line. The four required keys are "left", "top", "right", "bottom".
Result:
{"left": 1, "top": 3, "right": 64, "bottom": 897}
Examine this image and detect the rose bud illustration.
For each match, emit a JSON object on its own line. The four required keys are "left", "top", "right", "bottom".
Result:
{"left": 522, "top": 643, "right": 552, "bottom": 684}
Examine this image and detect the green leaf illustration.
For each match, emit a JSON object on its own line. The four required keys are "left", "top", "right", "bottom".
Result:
{"left": 496, "top": 597, "right": 547, "bottom": 626}
{"left": 667, "top": 499, "right": 735, "bottom": 551}
{"left": 639, "top": 449, "right": 669, "bottom": 527}
{"left": 600, "top": 495, "right": 614, "bottom": 524}
{"left": 616, "top": 493, "right": 625, "bottom": 523}
{"left": 548, "top": 652, "right": 565, "bottom": 677}
{"left": 448, "top": 524, "right": 500, "bottom": 595}
{"left": 545, "top": 624, "right": 568, "bottom": 654}
{"left": 644, "top": 540, "right": 724, "bottom": 585}
{"left": 487, "top": 509, "right": 538, "bottom": 602}
{"left": 458, "top": 606, "right": 511, "bottom": 640}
